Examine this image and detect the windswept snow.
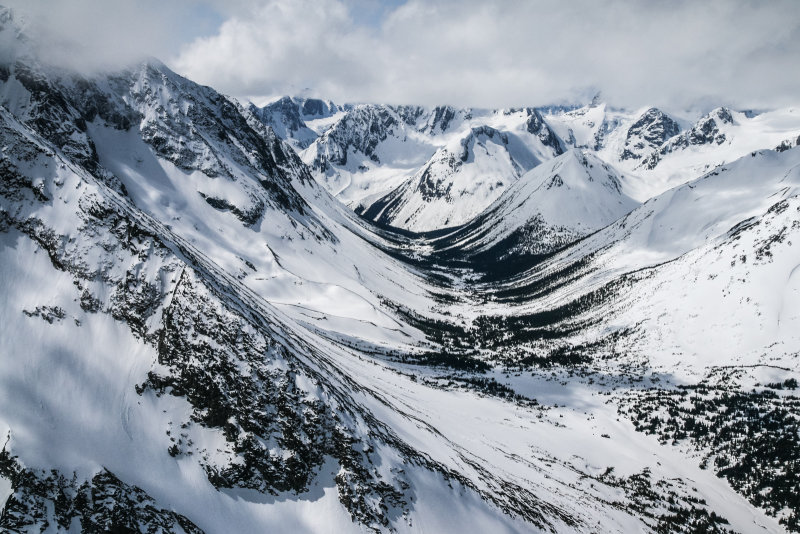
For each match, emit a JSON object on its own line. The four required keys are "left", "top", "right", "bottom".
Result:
{"left": 1, "top": 6, "right": 800, "bottom": 533}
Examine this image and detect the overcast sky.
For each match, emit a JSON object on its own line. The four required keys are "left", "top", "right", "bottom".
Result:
{"left": 7, "top": 0, "right": 800, "bottom": 112}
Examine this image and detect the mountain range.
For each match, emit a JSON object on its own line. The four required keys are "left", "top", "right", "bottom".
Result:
{"left": 1, "top": 6, "right": 800, "bottom": 533}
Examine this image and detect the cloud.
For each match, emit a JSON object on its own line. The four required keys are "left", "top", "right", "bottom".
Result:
{"left": 6, "top": 0, "right": 800, "bottom": 111}
{"left": 173, "top": 0, "right": 800, "bottom": 111}
{"left": 2, "top": 0, "right": 225, "bottom": 72}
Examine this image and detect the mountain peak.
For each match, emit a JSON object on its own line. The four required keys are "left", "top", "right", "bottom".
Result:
{"left": 619, "top": 107, "right": 680, "bottom": 161}
{"left": 709, "top": 106, "right": 735, "bottom": 124}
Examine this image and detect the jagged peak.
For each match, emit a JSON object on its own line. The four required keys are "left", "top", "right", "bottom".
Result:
{"left": 125, "top": 57, "right": 197, "bottom": 92}
{"left": 449, "top": 125, "right": 506, "bottom": 162}
{"left": 640, "top": 107, "right": 668, "bottom": 119}
{"left": 701, "top": 106, "right": 735, "bottom": 126}
{"left": 466, "top": 124, "right": 504, "bottom": 140}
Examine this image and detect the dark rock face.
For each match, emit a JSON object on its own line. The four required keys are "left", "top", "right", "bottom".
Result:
{"left": 525, "top": 108, "right": 565, "bottom": 155}
{"left": 310, "top": 105, "right": 400, "bottom": 171}
{"left": 302, "top": 97, "right": 337, "bottom": 117}
{"left": 200, "top": 192, "right": 265, "bottom": 226}
{"left": 423, "top": 105, "right": 458, "bottom": 134}
{"left": 394, "top": 105, "right": 426, "bottom": 126}
{"left": 620, "top": 108, "right": 680, "bottom": 161}
{"left": 251, "top": 96, "right": 306, "bottom": 133}
{"left": 248, "top": 96, "right": 321, "bottom": 149}
{"left": 688, "top": 107, "right": 732, "bottom": 145}
{"left": 302, "top": 98, "right": 325, "bottom": 116}
{"left": 775, "top": 135, "right": 800, "bottom": 152}
{"left": 642, "top": 108, "right": 733, "bottom": 169}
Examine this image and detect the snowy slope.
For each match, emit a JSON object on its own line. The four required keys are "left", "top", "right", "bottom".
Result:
{"left": 301, "top": 105, "right": 564, "bottom": 217}
{"left": 431, "top": 147, "right": 800, "bottom": 529}
{"left": 0, "top": 19, "right": 709, "bottom": 533}
{"left": 248, "top": 95, "right": 345, "bottom": 150}
{"left": 544, "top": 100, "right": 611, "bottom": 150}
{"left": 487, "top": 146, "right": 800, "bottom": 377}
{"left": 2, "top": 6, "right": 800, "bottom": 533}
{"left": 359, "top": 125, "right": 542, "bottom": 231}
{"left": 430, "top": 149, "right": 639, "bottom": 259}
{"left": 0, "top": 22, "right": 492, "bottom": 531}
{"left": 620, "top": 107, "right": 800, "bottom": 200}
{"left": 595, "top": 107, "right": 682, "bottom": 163}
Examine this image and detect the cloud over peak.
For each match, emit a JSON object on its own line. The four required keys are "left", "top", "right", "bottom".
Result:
{"left": 6, "top": 0, "right": 800, "bottom": 112}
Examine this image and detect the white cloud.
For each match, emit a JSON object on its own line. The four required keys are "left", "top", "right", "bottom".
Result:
{"left": 3, "top": 0, "right": 224, "bottom": 72}
{"left": 173, "top": 0, "right": 800, "bottom": 111}
{"left": 6, "top": 0, "right": 800, "bottom": 111}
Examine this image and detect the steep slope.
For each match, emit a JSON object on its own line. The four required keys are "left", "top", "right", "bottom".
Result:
{"left": 2, "top": 16, "right": 747, "bottom": 533}
{"left": 302, "top": 105, "right": 564, "bottom": 213}
{"left": 429, "top": 149, "right": 639, "bottom": 262}
{"left": 597, "top": 107, "right": 682, "bottom": 163}
{"left": 2, "top": 7, "right": 799, "bottom": 533}
{"left": 359, "top": 125, "right": 541, "bottom": 231}
{"left": 621, "top": 106, "right": 800, "bottom": 200}
{"left": 0, "top": 21, "right": 511, "bottom": 531}
{"left": 248, "top": 95, "right": 345, "bottom": 150}
{"left": 472, "top": 146, "right": 800, "bottom": 375}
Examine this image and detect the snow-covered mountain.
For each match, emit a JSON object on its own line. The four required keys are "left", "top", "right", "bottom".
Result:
{"left": 252, "top": 87, "right": 799, "bottom": 235}
{"left": 300, "top": 103, "right": 433, "bottom": 206}
{"left": 436, "top": 146, "right": 800, "bottom": 529}
{"left": 249, "top": 95, "right": 345, "bottom": 150}
{"left": 537, "top": 102, "right": 800, "bottom": 202}
{"left": 299, "top": 105, "right": 564, "bottom": 220}
{"left": 605, "top": 107, "right": 682, "bottom": 162}
{"left": 429, "top": 149, "right": 639, "bottom": 260}
{"left": 619, "top": 107, "right": 800, "bottom": 200}
{"left": 485, "top": 146, "right": 800, "bottom": 370}
{"left": 358, "top": 125, "right": 540, "bottom": 231}
{"left": 2, "top": 5, "right": 800, "bottom": 533}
